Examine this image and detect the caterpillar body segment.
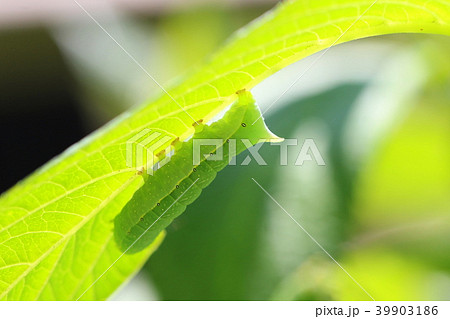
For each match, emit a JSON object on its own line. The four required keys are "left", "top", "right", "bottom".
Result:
{"left": 114, "top": 91, "right": 281, "bottom": 253}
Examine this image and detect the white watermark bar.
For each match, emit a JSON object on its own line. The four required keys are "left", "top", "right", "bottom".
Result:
{"left": 126, "top": 129, "right": 326, "bottom": 176}
{"left": 193, "top": 138, "right": 325, "bottom": 166}
{"left": 1, "top": 301, "right": 448, "bottom": 319}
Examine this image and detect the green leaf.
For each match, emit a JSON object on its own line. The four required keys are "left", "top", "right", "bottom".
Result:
{"left": 146, "top": 83, "right": 367, "bottom": 300}
{"left": 1, "top": 0, "right": 449, "bottom": 300}
{"left": 114, "top": 90, "right": 280, "bottom": 254}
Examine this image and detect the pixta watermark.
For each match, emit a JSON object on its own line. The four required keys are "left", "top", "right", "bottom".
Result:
{"left": 192, "top": 138, "right": 325, "bottom": 166}
{"left": 126, "top": 130, "right": 325, "bottom": 175}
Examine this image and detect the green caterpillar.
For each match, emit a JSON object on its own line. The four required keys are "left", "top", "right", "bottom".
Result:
{"left": 114, "top": 90, "right": 281, "bottom": 254}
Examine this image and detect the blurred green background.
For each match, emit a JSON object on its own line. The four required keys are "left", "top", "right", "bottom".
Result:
{"left": 0, "top": 0, "right": 449, "bottom": 300}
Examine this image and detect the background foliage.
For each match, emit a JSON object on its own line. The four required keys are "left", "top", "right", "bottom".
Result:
{"left": 0, "top": 0, "right": 449, "bottom": 300}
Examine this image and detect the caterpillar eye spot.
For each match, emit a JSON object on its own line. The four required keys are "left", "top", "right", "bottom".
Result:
{"left": 140, "top": 217, "right": 144, "bottom": 221}
{"left": 241, "top": 123, "right": 247, "bottom": 127}
{"left": 226, "top": 139, "right": 230, "bottom": 143}
{"left": 193, "top": 168, "right": 197, "bottom": 172}
{"left": 176, "top": 185, "right": 179, "bottom": 189}
{"left": 157, "top": 203, "right": 160, "bottom": 206}
{"left": 210, "top": 153, "right": 214, "bottom": 156}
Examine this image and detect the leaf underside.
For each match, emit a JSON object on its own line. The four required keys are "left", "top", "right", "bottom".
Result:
{"left": 114, "top": 91, "right": 279, "bottom": 254}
